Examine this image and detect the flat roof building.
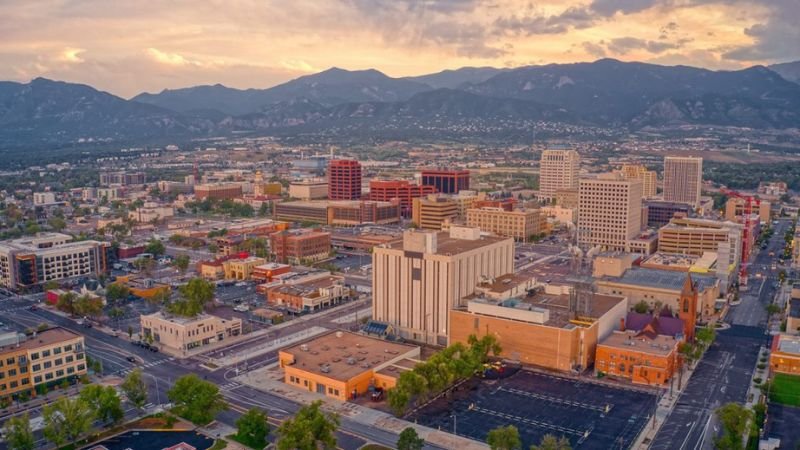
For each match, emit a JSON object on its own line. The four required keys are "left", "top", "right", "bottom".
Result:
{"left": 578, "top": 174, "right": 643, "bottom": 252}
{"left": 266, "top": 275, "right": 351, "bottom": 313}
{"left": 274, "top": 200, "right": 401, "bottom": 226}
{"left": 373, "top": 227, "right": 514, "bottom": 345}
{"left": 368, "top": 180, "right": 437, "bottom": 217}
{"left": 195, "top": 183, "right": 243, "bottom": 200}
{"left": 663, "top": 156, "right": 702, "bottom": 207}
{"left": 770, "top": 334, "right": 800, "bottom": 376}
{"left": 466, "top": 207, "right": 547, "bottom": 241}
{"left": 420, "top": 169, "right": 470, "bottom": 194}
{"left": 328, "top": 159, "right": 362, "bottom": 200}
{"left": 140, "top": 311, "right": 242, "bottom": 355}
{"left": 270, "top": 229, "right": 331, "bottom": 265}
{"left": 620, "top": 165, "right": 657, "bottom": 199}
{"left": 288, "top": 179, "right": 328, "bottom": 201}
{"left": 539, "top": 149, "right": 580, "bottom": 198}
{"left": 412, "top": 195, "right": 458, "bottom": 230}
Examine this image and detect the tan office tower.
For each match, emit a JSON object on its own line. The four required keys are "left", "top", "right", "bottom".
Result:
{"left": 539, "top": 149, "right": 580, "bottom": 198}
{"left": 372, "top": 227, "right": 514, "bottom": 345}
{"left": 578, "top": 174, "right": 643, "bottom": 252}
{"left": 621, "top": 165, "right": 657, "bottom": 198}
{"left": 411, "top": 195, "right": 458, "bottom": 230}
{"left": 663, "top": 156, "right": 702, "bottom": 206}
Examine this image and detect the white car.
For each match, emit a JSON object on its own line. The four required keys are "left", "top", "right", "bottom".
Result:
{"left": 234, "top": 304, "right": 250, "bottom": 312}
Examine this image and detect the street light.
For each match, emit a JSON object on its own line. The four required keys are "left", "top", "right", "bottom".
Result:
{"left": 144, "top": 372, "right": 161, "bottom": 406}
{"left": 451, "top": 414, "right": 457, "bottom": 435}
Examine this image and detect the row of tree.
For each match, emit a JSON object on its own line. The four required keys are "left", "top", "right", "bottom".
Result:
{"left": 387, "top": 334, "right": 501, "bottom": 415}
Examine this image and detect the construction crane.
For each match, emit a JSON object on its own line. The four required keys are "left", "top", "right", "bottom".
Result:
{"left": 720, "top": 187, "right": 761, "bottom": 284}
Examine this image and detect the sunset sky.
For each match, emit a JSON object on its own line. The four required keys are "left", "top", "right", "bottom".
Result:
{"left": 1, "top": 0, "right": 797, "bottom": 97}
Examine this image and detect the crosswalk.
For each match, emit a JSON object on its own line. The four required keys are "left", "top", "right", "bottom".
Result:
{"left": 220, "top": 381, "right": 242, "bottom": 391}
{"left": 117, "top": 357, "right": 173, "bottom": 376}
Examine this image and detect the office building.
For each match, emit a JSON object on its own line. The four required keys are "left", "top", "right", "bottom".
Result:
{"left": 620, "top": 165, "right": 658, "bottom": 198}
{"left": 368, "top": 180, "right": 436, "bottom": 216}
{"left": 643, "top": 200, "right": 693, "bottom": 228}
{"left": 577, "top": 174, "right": 643, "bottom": 252}
{"left": 554, "top": 188, "right": 579, "bottom": 209}
{"left": 288, "top": 179, "right": 328, "bottom": 200}
{"left": 411, "top": 195, "right": 458, "bottom": 230}
{"left": 420, "top": 169, "right": 470, "bottom": 194}
{"left": 274, "top": 200, "right": 401, "bottom": 226}
{"left": 222, "top": 256, "right": 268, "bottom": 280}
{"left": 140, "top": 311, "right": 242, "bottom": 354}
{"left": 270, "top": 229, "right": 331, "bottom": 264}
{"left": 663, "top": 156, "right": 702, "bottom": 207}
{"left": 372, "top": 227, "right": 514, "bottom": 345}
{"left": 328, "top": 159, "right": 362, "bottom": 200}
{"left": 725, "top": 197, "right": 771, "bottom": 223}
{"left": 194, "top": 183, "right": 243, "bottom": 200}
{"left": 0, "top": 233, "right": 110, "bottom": 290}
{"left": 466, "top": 207, "right": 546, "bottom": 241}
{"left": 99, "top": 171, "right": 146, "bottom": 186}
{"left": 539, "top": 149, "right": 580, "bottom": 198}
{"left": 266, "top": 275, "right": 351, "bottom": 313}
{"left": 0, "top": 327, "right": 87, "bottom": 400}
{"left": 278, "top": 331, "right": 420, "bottom": 401}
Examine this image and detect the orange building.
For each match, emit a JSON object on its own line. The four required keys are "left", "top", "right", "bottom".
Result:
{"left": 278, "top": 331, "right": 420, "bottom": 401}
{"left": 270, "top": 229, "right": 331, "bottom": 264}
{"left": 368, "top": 180, "right": 436, "bottom": 216}
{"left": 194, "top": 183, "right": 243, "bottom": 200}
{"left": 251, "top": 263, "right": 292, "bottom": 283}
{"left": 770, "top": 334, "right": 800, "bottom": 375}
{"left": 595, "top": 313, "right": 684, "bottom": 386}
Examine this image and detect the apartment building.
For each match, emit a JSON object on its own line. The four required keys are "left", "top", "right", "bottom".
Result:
{"left": 0, "top": 327, "right": 87, "bottom": 400}
{"left": 577, "top": 174, "right": 643, "bottom": 252}
{"left": 372, "top": 227, "right": 514, "bottom": 345}
{"left": 33, "top": 192, "right": 57, "bottom": 206}
{"left": 194, "top": 183, "right": 243, "bottom": 200}
{"left": 328, "top": 159, "right": 362, "bottom": 200}
{"left": 99, "top": 171, "right": 146, "bottom": 186}
{"left": 620, "top": 165, "right": 657, "bottom": 198}
{"left": 270, "top": 229, "right": 331, "bottom": 264}
{"left": 420, "top": 169, "right": 470, "bottom": 194}
{"left": 0, "top": 233, "right": 110, "bottom": 290}
{"left": 411, "top": 195, "right": 458, "bottom": 230}
{"left": 663, "top": 156, "right": 702, "bottom": 207}
{"left": 140, "top": 311, "right": 242, "bottom": 354}
{"left": 539, "top": 149, "right": 580, "bottom": 198}
{"left": 466, "top": 207, "right": 546, "bottom": 241}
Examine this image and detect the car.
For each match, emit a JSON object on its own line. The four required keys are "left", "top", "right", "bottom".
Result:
{"left": 126, "top": 356, "right": 137, "bottom": 363}
{"left": 82, "top": 322, "right": 93, "bottom": 328}
{"left": 149, "top": 346, "right": 159, "bottom": 353}
{"left": 28, "top": 305, "right": 38, "bottom": 311}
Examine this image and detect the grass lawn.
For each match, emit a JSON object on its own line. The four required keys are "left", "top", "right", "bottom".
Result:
{"left": 770, "top": 373, "right": 800, "bottom": 406}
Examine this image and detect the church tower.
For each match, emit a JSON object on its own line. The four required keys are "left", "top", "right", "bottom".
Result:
{"left": 679, "top": 273, "right": 698, "bottom": 342}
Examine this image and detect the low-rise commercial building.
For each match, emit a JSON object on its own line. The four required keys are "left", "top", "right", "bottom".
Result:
{"left": 278, "top": 331, "right": 420, "bottom": 401}
{"left": 251, "top": 263, "right": 292, "bottom": 283}
{"left": 288, "top": 179, "right": 328, "bottom": 200}
{"left": 223, "top": 256, "right": 268, "bottom": 280}
{"left": 266, "top": 275, "right": 351, "bottom": 313}
{"left": 195, "top": 183, "right": 243, "bottom": 200}
{"left": 0, "top": 327, "right": 87, "bottom": 400}
{"left": 466, "top": 207, "right": 547, "bottom": 241}
{"left": 129, "top": 203, "right": 175, "bottom": 223}
{"left": 140, "top": 311, "right": 242, "bottom": 354}
{"left": 274, "top": 200, "right": 401, "bottom": 226}
{"left": 770, "top": 334, "right": 800, "bottom": 375}
{"left": 270, "top": 229, "right": 331, "bottom": 264}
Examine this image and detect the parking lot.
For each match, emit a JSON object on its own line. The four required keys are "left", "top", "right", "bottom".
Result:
{"left": 767, "top": 403, "right": 800, "bottom": 447}
{"left": 409, "top": 370, "right": 657, "bottom": 449}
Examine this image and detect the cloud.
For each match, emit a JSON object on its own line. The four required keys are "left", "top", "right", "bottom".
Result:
{"left": 145, "top": 48, "right": 191, "bottom": 66}
{"left": 606, "top": 36, "right": 687, "bottom": 54}
{"left": 494, "top": 6, "right": 595, "bottom": 36}
{"left": 582, "top": 41, "right": 607, "bottom": 58}
{"left": 58, "top": 47, "right": 86, "bottom": 63}
{"left": 589, "top": 0, "right": 662, "bottom": 17}
{"left": 280, "top": 59, "right": 319, "bottom": 73}
{"left": 720, "top": 0, "right": 800, "bottom": 62}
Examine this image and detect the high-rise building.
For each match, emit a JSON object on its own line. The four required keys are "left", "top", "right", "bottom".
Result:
{"left": 663, "top": 156, "right": 702, "bottom": 207}
{"left": 372, "top": 227, "right": 514, "bottom": 345}
{"left": 539, "top": 149, "right": 580, "bottom": 198}
{"left": 577, "top": 174, "right": 643, "bottom": 252}
{"left": 368, "top": 180, "right": 436, "bottom": 216}
{"left": 327, "top": 160, "right": 362, "bottom": 200}
{"left": 420, "top": 169, "right": 470, "bottom": 194}
{"left": 620, "top": 165, "right": 657, "bottom": 198}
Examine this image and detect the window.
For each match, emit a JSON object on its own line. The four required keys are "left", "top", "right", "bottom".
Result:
{"left": 32, "top": 364, "right": 41, "bottom": 371}
{"left": 7, "top": 369, "right": 15, "bottom": 377}
{"left": 19, "top": 366, "right": 27, "bottom": 374}
{"left": 41, "top": 350, "right": 50, "bottom": 358}
{"left": 55, "top": 358, "right": 63, "bottom": 366}
{"left": 21, "top": 378, "right": 29, "bottom": 385}
{"left": 34, "top": 376, "right": 42, "bottom": 384}
{"left": 56, "top": 370, "right": 64, "bottom": 377}
{"left": 5, "top": 358, "right": 13, "bottom": 365}
{"left": 45, "top": 373, "right": 53, "bottom": 380}
{"left": 67, "top": 367, "right": 74, "bottom": 374}
{"left": 77, "top": 364, "right": 85, "bottom": 371}
{"left": 65, "top": 356, "right": 73, "bottom": 363}
{"left": 9, "top": 381, "right": 17, "bottom": 388}
{"left": 54, "top": 347, "right": 62, "bottom": 355}
{"left": 43, "top": 362, "right": 52, "bottom": 369}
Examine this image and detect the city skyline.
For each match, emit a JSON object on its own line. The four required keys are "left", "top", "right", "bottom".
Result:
{"left": 1, "top": 0, "right": 798, "bottom": 97}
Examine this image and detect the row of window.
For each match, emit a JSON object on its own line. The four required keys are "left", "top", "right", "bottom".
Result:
{"left": 0, "top": 364, "right": 85, "bottom": 392}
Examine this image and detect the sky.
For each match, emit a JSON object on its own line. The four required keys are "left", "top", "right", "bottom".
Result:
{"left": 1, "top": 0, "right": 798, "bottom": 98}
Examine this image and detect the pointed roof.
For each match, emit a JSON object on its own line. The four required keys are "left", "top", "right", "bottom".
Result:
{"left": 625, "top": 312, "right": 684, "bottom": 338}
{"left": 681, "top": 272, "right": 696, "bottom": 296}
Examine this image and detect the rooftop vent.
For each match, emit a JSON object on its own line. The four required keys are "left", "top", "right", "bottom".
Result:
{"left": 300, "top": 344, "right": 309, "bottom": 352}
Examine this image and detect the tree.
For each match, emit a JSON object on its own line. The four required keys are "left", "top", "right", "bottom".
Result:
{"left": 765, "top": 303, "right": 782, "bottom": 317}
{"left": 169, "top": 278, "right": 215, "bottom": 317}
{"left": 235, "top": 408, "right": 270, "bottom": 449}
{"left": 715, "top": 402, "right": 752, "bottom": 450}
{"left": 47, "top": 216, "right": 67, "bottom": 232}
{"left": 56, "top": 292, "right": 78, "bottom": 315}
{"left": 397, "top": 427, "right": 425, "bottom": 450}
{"left": 487, "top": 425, "right": 522, "bottom": 450}
{"left": 105, "top": 283, "right": 131, "bottom": 306}
{"left": 42, "top": 397, "right": 94, "bottom": 447}
{"left": 277, "top": 400, "right": 339, "bottom": 450}
{"left": 530, "top": 434, "right": 572, "bottom": 450}
{"left": 79, "top": 385, "right": 124, "bottom": 424}
{"left": 633, "top": 300, "right": 650, "bottom": 314}
{"left": 133, "top": 257, "right": 156, "bottom": 276}
{"left": 120, "top": 368, "right": 148, "bottom": 410}
{"left": 127, "top": 325, "right": 134, "bottom": 339}
{"left": 74, "top": 295, "right": 103, "bottom": 318}
{"left": 2, "top": 413, "right": 35, "bottom": 450}
{"left": 173, "top": 254, "right": 190, "bottom": 274}
{"left": 168, "top": 374, "right": 227, "bottom": 425}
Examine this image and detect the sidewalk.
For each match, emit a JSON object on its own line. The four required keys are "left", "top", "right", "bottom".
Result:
{"left": 236, "top": 364, "right": 489, "bottom": 450}
{"left": 632, "top": 363, "right": 700, "bottom": 449}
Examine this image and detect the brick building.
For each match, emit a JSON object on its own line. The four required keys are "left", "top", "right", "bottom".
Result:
{"left": 368, "top": 180, "right": 436, "bottom": 217}
{"left": 270, "top": 229, "right": 331, "bottom": 264}
{"left": 328, "top": 160, "right": 362, "bottom": 200}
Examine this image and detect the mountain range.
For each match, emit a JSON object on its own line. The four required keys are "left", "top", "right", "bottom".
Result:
{"left": 2, "top": 58, "right": 800, "bottom": 148}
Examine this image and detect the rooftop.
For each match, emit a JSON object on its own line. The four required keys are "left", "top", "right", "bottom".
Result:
{"left": 641, "top": 252, "right": 717, "bottom": 270}
{"left": 776, "top": 334, "right": 800, "bottom": 355}
{"left": 142, "top": 311, "right": 240, "bottom": 326}
{"left": 268, "top": 276, "right": 344, "bottom": 298}
{"left": 599, "top": 330, "right": 679, "bottom": 356}
{"left": 279, "top": 200, "right": 397, "bottom": 209}
{"left": 281, "top": 331, "right": 419, "bottom": 381}
{"left": 789, "top": 298, "right": 800, "bottom": 319}
{"left": 601, "top": 268, "right": 717, "bottom": 292}
{"left": 0, "top": 327, "right": 82, "bottom": 354}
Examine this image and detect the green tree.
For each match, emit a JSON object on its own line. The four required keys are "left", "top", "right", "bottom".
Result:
{"left": 277, "top": 400, "right": 339, "bottom": 450}
{"left": 765, "top": 303, "right": 781, "bottom": 317}
{"left": 79, "top": 385, "right": 124, "bottom": 424}
{"left": 47, "top": 216, "right": 67, "bottom": 232}
{"left": 169, "top": 278, "right": 215, "bottom": 317}
{"left": 2, "top": 413, "right": 35, "bottom": 450}
{"left": 234, "top": 408, "right": 270, "bottom": 449}
{"left": 127, "top": 325, "right": 134, "bottom": 339}
{"left": 397, "top": 427, "right": 425, "bottom": 450}
{"left": 173, "top": 254, "right": 191, "bottom": 274}
{"left": 168, "top": 374, "right": 227, "bottom": 425}
{"left": 696, "top": 325, "right": 716, "bottom": 349}
{"left": 120, "top": 368, "right": 148, "bottom": 410}
{"left": 133, "top": 257, "right": 157, "bottom": 276}
{"left": 56, "top": 292, "right": 78, "bottom": 315}
{"left": 487, "top": 425, "right": 522, "bottom": 450}
{"left": 530, "top": 434, "right": 572, "bottom": 450}
{"left": 144, "top": 238, "right": 165, "bottom": 256}
{"left": 633, "top": 300, "right": 650, "bottom": 314}
{"left": 105, "top": 283, "right": 131, "bottom": 306}
{"left": 42, "top": 280, "right": 60, "bottom": 291}
{"left": 42, "top": 396, "right": 94, "bottom": 447}
{"left": 715, "top": 402, "right": 752, "bottom": 450}
{"left": 74, "top": 295, "right": 103, "bottom": 318}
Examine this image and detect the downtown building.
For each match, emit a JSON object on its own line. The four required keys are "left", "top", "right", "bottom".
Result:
{"left": 327, "top": 159, "right": 362, "bottom": 200}
{"left": 577, "top": 174, "right": 643, "bottom": 252}
{"left": 194, "top": 183, "right": 243, "bottom": 200}
{"left": 419, "top": 169, "right": 470, "bottom": 194}
{"left": 620, "top": 164, "right": 657, "bottom": 198}
{"left": 539, "top": 148, "right": 580, "bottom": 198}
{"left": 663, "top": 156, "right": 703, "bottom": 207}
{"left": 0, "top": 233, "right": 110, "bottom": 290}
{"left": 466, "top": 207, "right": 547, "bottom": 241}
{"left": 372, "top": 226, "right": 514, "bottom": 345}
{"left": 368, "top": 180, "right": 436, "bottom": 217}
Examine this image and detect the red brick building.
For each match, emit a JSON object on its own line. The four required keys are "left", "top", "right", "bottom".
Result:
{"left": 328, "top": 160, "right": 362, "bottom": 200}
{"left": 368, "top": 180, "right": 436, "bottom": 216}
{"left": 420, "top": 169, "right": 470, "bottom": 194}
{"left": 270, "top": 229, "right": 331, "bottom": 264}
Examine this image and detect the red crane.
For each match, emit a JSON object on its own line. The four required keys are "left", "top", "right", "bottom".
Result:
{"left": 720, "top": 187, "right": 761, "bottom": 284}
